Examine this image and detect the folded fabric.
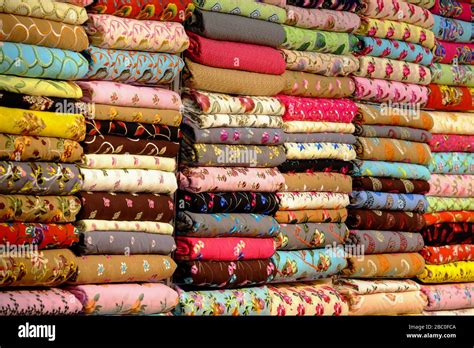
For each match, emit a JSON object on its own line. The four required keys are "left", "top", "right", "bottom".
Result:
{"left": 82, "top": 154, "right": 176, "bottom": 171}
{"left": 283, "top": 120, "right": 355, "bottom": 133}
{"left": 0, "top": 91, "right": 86, "bottom": 113}
{"left": 89, "top": 104, "right": 182, "bottom": 126}
{"left": 196, "top": 0, "right": 286, "bottom": 22}
{"left": 86, "top": 120, "right": 180, "bottom": 142}
{"left": 0, "top": 288, "right": 83, "bottom": 316}
{"left": 0, "top": 41, "right": 88, "bottom": 80}
{"left": 0, "top": 223, "right": 78, "bottom": 249}
{"left": 428, "top": 111, "right": 474, "bottom": 135}
{"left": 352, "top": 177, "right": 430, "bottom": 194}
{"left": 180, "top": 143, "right": 287, "bottom": 167}
{"left": 361, "top": 0, "right": 434, "bottom": 28}
{"left": 396, "top": 0, "right": 435, "bottom": 8}
{"left": 174, "top": 286, "right": 271, "bottom": 316}
{"left": 336, "top": 278, "right": 421, "bottom": 294}
{"left": 431, "top": 0, "right": 472, "bottom": 21}
{"left": 177, "top": 192, "right": 279, "bottom": 215}
{"left": 0, "top": 75, "right": 81, "bottom": 100}
{"left": 186, "top": 9, "right": 285, "bottom": 47}
{"left": 422, "top": 283, "right": 474, "bottom": 311}
{"left": 353, "top": 77, "right": 428, "bottom": 104}
{"left": 0, "top": 195, "right": 80, "bottom": 223}
{"left": 85, "top": 14, "right": 189, "bottom": 53}
{"left": 356, "top": 17, "right": 435, "bottom": 48}
{"left": 429, "top": 152, "right": 474, "bottom": 174}
{"left": 281, "top": 25, "right": 358, "bottom": 54}
{"left": 78, "top": 81, "right": 182, "bottom": 109}
{"left": 277, "top": 192, "right": 350, "bottom": 210}
{"left": 349, "top": 230, "right": 425, "bottom": 254}
{"left": 277, "top": 223, "right": 349, "bottom": 250}
{"left": 424, "top": 211, "right": 474, "bottom": 226}
{"left": 355, "top": 125, "right": 432, "bottom": 143}
{"left": 186, "top": 31, "right": 285, "bottom": 75}
{"left": 0, "top": 161, "right": 83, "bottom": 195}
{"left": 284, "top": 133, "right": 357, "bottom": 144}
{"left": 83, "top": 135, "right": 179, "bottom": 157}
{"left": 355, "top": 36, "right": 434, "bottom": 66}
{"left": 425, "top": 308, "right": 474, "bottom": 315}
{"left": 69, "top": 255, "right": 176, "bottom": 284}
{"left": 185, "top": 59, "right": 285, "bottom": 96}
{"left": 281, "top": 49, "right": 359, "bottom": 76}
{"left": 350, "top": 191, "right": 428, "bottom": 212}
{"left": 428, "top": 174, "right": 473, "bottom": 197}
{"left": 421, "top": 245, "right": 474, "bottom": 265}
{"left": 0, "top": 13, "right": 89, "bottom": 52}
{"left": 185, "top": 113, "right": 283, "bottom": 129}
{"left": 271, "top": 249, "right": 347, "bottom": 283}
{"left": 347, "top": 210, "right": 426, "bottom": 231}
{"left": 418, "top": 261, "right": 474, "bottom": 283}
{"left": 430, "top": 63, "right": 474, "bottom": 87}
{"left": 77, "top": 232, "right": 176, "bottom": 255}
{"left": 176, "top": 212, "right": 279, "bottom": 238}
{"left": 174, "top": 259, "right": 276, "bottom": 287}
{"left": 342, "top": 253, "right": 425, "bottom": 278}
{"left": 282, "top": 173, "right": 352, "bottom": 193}
{"left": 353, "top": 160, "right": 431, "bottom": 180}
{"left": 284, "top": 143, "right": 357, "bottom": 161}
{"left": 0, "top": 249, "right": 77, "bottom": 287}
{"left": 432, "top": 15, "right": 472, "bottom": 43}
{"left": 89, "top": 0, "right": 194, "bottom": 22}
{"left": 0, "top": 135, "right": 83, "bottom": 163}
{"left": 175, "top": 237, "right": 276, "bottom": 261}
{"left": 433, "top": 40, "right": 474, "bottom": 65}
{"left": 68, "top": 283, "right": 178, "bottom": 315}
{"left": 425, "top": 85, "right": 473, "bottom": 111}
{"left": 355, "top": 103, "right": 434, "bottom": 130}
{"left": 77, "top": 192, "right": 174, "bottom": 222}
{"left": 354, "top": 56, "right": 431, "bottom": 85}
{"left": 269, "top": 282, "right": 349, "bottom": 316}
{"left": 81, "top": 169, "right": 178, "bottom": 194}
{"left": 279, "top": 159, "right": 354, "bottom": 174}
{"left": 275, "top": 208, "right": 348, "bottom": 223}
{"left": 179, "top": 167, "right": 285, "bottom": 193}
{"left": 83, "top": 46, "right": 184, "bottom": 85}
{"left": 0, "top": 0, "right": 88, "bottom": 25}
{"left": 286, "top": 0, "right": 362, "bottom": 11}
{"left": 285, "top": 6, "right": 360, "bottom": 32}
{"left": 421, "top": 222, "right": 474, "bottom": 246}
{"left": 76, "top": 220, "right": 174, "bottom": 235}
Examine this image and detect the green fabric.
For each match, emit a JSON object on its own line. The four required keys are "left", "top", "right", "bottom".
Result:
{"left": 430, "top": 63, "right": 474, "bottom": 87}
{"left": 427, "top": 197, "right": 474, "bottom": 213}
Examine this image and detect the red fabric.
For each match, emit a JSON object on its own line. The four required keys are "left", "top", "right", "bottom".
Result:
{"left": 185, "top": 31, "right": 286, "bottom": 75}
{"left": 175, "top": 237, "right": 276, "bottom": 261}
{"left": 431, "top": 0, "right": 472, "bottom": 21}
{"left": 425, "top": 84, "right": 473, "bottom": 111}
{"left": 434, "top": 41, "right": 474, "bottom": 65}
{"left": 421, "top": 244, "right": 474, "bottom": 265}
{"left": 89, "top": 0, "right": 194, "bottom": 22}
{"left": 0, "top": 223, "right": 78, "bottom": 249}
{"left": 429, "top": 134, "right": 474, "bottom": 152}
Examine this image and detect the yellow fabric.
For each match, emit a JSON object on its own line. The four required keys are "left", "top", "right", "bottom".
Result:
{"left": 418, "top": 261, "right": 474, "bottom": 283}
{"left": 284, "top": 121, "right": 355, "bottom": 133}
{"left": 0, "top": 74, "right": 82, "bottom": 98}
{"left": 428, "top": 111, "right": 474, "bottom": 135}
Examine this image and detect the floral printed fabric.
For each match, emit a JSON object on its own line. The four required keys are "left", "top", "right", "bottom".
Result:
{"left": 426, "top": 197, "right": 474, "bottom": 212}
{"left": 277, "top": 223, "right": 349, "bottom": 250}
{"left": 269, "top": 281, "right": 349, "bottom": 316}
{"left": 404, "top": 0, "right": 435, "bottom": 9}
{"left": 174, "top": 286, "right": 272, "bottom": 316}
{"left": 89, "top": 104, "right": 182, "bottom": 126}
{"left": 285, "top": 6, "right": 360, "bottom": 32}
{"left": 349, "top": 230, "right": 425, "bottom": 253}
{"left": 352, "top": 177, "right": 430, "bottom": 194}
{"left": 425, "top": 85, "right": 473, "bottom": 112}
{"left": 282, "top": 172, "right": 352, "bottom": 193}
{"left": 353, "top": 77, "right": 428, "bottom": 104}
{"left": 428, "top": 111, "right": 474, "bottom": 135}
{"left": 284, "top": 143, "right": 357, "bottom": 161}
{"left": 432, "top": 15, "right": 472, "bottom": 43}
{"left": 429, "top": 152, "right": 474, "bottom": 174}
{"left": 0, "top": 161, "right": 83, "bottom": 195}
{"left": 67, "top": 283, "right": 178, "bottom": 315}
{"left": 0, "top": 42, "right": 88, "bottom": 80}
{"left": 433, "top": 41, "right": 474, "bottom": 65}
{"left": 348, "top": 209, "right": 426, "bottom": 231}
{"left": 0, "top": 223, "right": 78, "bottom": 249}
{"left": 424, "top": 211, "right": 474, "bottom": 226}
{"left": 353, "top": 160, "right": 431, "bottom": 180}
{"left": 422, "top": 283, "right": 474, "bottom": 311}
{"left": 86, "top": 120, "right": 180, "bottom": 142}
{"left": 277, "top": 192, "right": 350, "bottom": 210}
{"left": 350, "top": 191, "right": 428, "bottom": 212}
{"left": 284, "top": 132, "right": 357, "bottom": 143}
{"left": 286, "top": 0, "right": 362, "bottom": 12}
{"left": 275, "top": 208, "right": 348, "bottom": 224}
{"left": 83, "top": 46, "right": 184, "bottom": 85}
{"left": 0, "top": 289, "right": 83, "bottom": 316}
{"left": 271, "top": 249, "right": 347, "bottom": 283}
{"left": 427, "top": 174, "right": 473, "bottom": 197}
{"left": 355, "top": 125, "right": 432, "bottom": 143}
{"left": 76, "top": 220, "right": 174, "bottom": 234}
{"left": 422, "top": 222, "right": 474, "bottom": 246}
{"left": 283, "top": 121, "right": 355, "bottom": 133}
{"left": 430, "top": 63, "right": 474, "bottom": 87}
{"left": 0, "top": 75, "right": 82, "bottom": 98}
{"left": 355, "top": 37, "right": 434, "bottom": 66}
{"left": 418, "top": 262, "right": 474, "bottom": 283}
{"left": 431, "top": 0, "right": 471, "bottom": 21}
{"left": 184, "top": 114, "right": 283, "bottom": 129}
{"left": 85, "top": 14, "right": 189, "bottom": 53}
{"left": 279, "top": 159, "right": 354, "bottom": 174}
{"left": 421, "top": 245, "right": 474, "bottom": 265}
{"left": 0, "top": 92, "right": 86, "bottom": 113}
{"left": 82, "top": 154, "right": 176, "bottom": 171}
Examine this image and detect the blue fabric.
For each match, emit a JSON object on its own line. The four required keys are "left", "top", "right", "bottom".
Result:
{"left": 349, "top": 191, "right": 428, "bottom": 212}
{"left": 353, "top": 160, "right": 431, "bottom": 180}
{"left": 432, "top": 15, "right": 472, "bottom": 43}
{"left": 429, "top": 152, "right": 474, "bottom": 174}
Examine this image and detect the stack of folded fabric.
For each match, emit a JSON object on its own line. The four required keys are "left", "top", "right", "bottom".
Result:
{"left": 64, "top": 1, "right": 190, "bottom": 316}
{"left": 0, "top": 0, "right": 91, "bottom": 316}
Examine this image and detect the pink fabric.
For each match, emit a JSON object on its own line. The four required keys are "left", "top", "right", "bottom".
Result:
{"left": 431, "top": 0, "right": 472, "bottom": 21}
{"left": 352, "top": 77, "right": 429, "bottom": 104}
{"left": 429, "top": 134, "right": 474, "bottom": 152}
{"left": 434, "top": 41, "right": 474, "bottom": 65}
{"left": 77, "top": 81, "right": 182, "bottom": 109}
{"left": 285, "top": 6, "right": 361, "bottom": 32}
{"left": 276, "top": 95, "right": 358, "bottom": 122}
{"left": 178, "top": 167, "right": 285, "bottom": 193}
{"left": 427, "top": 174, "right": 474, "bottom": 197}
{"left": 422, "top": 283, "right": 474, "bottom": 311}
{"left": 175, "top": 237, "right": 276, "bottom": 261}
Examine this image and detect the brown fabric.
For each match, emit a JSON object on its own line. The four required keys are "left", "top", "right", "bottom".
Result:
{"left": 282, "top": 70, "right": 355, "bottom": 98}
{"left": 352, "top": 177, "right": 430, "bottom": 194}
{"left": 184, "top": 59, "right": 286, "bottom": 96}
{"left": 0, "top": 13, "right": 89, "bottom": 52}
{"left": 282, "top": 172, "right": 352, "bottom": 193}
{"left": 347, "top": 209, "right": 426, "bottom": 232}
{"left": 90, "top": 104, "right": 182, "bottom": 126}
{"left": 275, "top": 208, "right": 348, "bottom": 223}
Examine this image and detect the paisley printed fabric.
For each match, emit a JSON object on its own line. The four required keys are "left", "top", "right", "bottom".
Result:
{"left": 422, "top": 222, "right": 474, "bottom": 246}
{"left": 76, "top": 220, "right": 174, "bottom": 235}
{"left": 347, "top": 209, "right": 426, "bottom": 231}
{"left": 89, "top": 104, "right": 182, "bottom": 126}
{"left": 422, "top": 283, "right": 474, "bottom": 311}
{"left": 86, "top": 120, "right": 180, "bottom": 142}
{"left": 352, "top": 177, "right": 430, "bottom": 194}
{"left": 0, "top": 223, "right": 78, "bottom": 249}
{"left": 421, "top": 245, "right": 474, "bottom": 265}
{"left": 82, "top": 154, "right": 176, "bottom": 171}
{"left": 85, "top": 14, "right": 189, "bottom": 53}
{"left": 184, "top": 114, "right": 283, "bottom": 129}
{"left": 430, "top": 63, "right": 474, "bottom": 87}
{"left": 432, "top": 15, "right": 472, "bottom": 43}
{"left": 285, "top": 6, "right": 360, "bottom": 32}
{"left": 277, "top": 223, "right": 349, "bottom": 250}
{"left": 0, "top": 74, "right": 82, "bottom": 98}
{"left": 349, "top": 230, "right": 425, "bottom": 254}
{"left": 284, "top": 143, "right": 357, "bottom": 161}
{"left": 429, "top": 152, "right": 474, "bottom": 174}
{"left": 426, "top": 197, "right": 474, "bottom": 212}
{"left": 349, "top": 191, "right": 428, "bottom": 212}
{"left": 279, "top": 159, "right": 354, "bottom": 174}
{"left": 275, "top": 208, "right": 348, "bottom": 223}
{"left": 282, "top": 172, "right": 352, "bottom": 193}
{"left": 277, "top": 192, "right": 350, "bottom": 210}
{"left": 431, "top": 0, "right": 472, "bottom": 21}
{"left": 83, "top": 46, "right": 184, "bottom": 85}
{"left": 428, "top": 111, "right": 474, "bottom": 135}
{"left": 424, "top": 211, "right": 474, "bottom": 226}
{"left": 352, "top": 77, "right": 428, "bottom": 104}
{"left": 418, "top": 262, "right": 474, "bottom": 283}
{"left": 433, "top": 41, "right": 474, "bottom": 65}
{"left": 352, "top": 160, "right": 431, "bottom": 180}
{"left": 286, "top": 0, "right": 362, "bottom": 12}
{"left": 283, "top": 120, "right": 355, "bottom": 133}
{"left": 355, "top": 125, "right": 432, "bottom": 143}
{"left": 425, "top": 85, "right": 473, "bottom": 111}
{"left": 427, "top": 174, "right": 473, "bottom": 197}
